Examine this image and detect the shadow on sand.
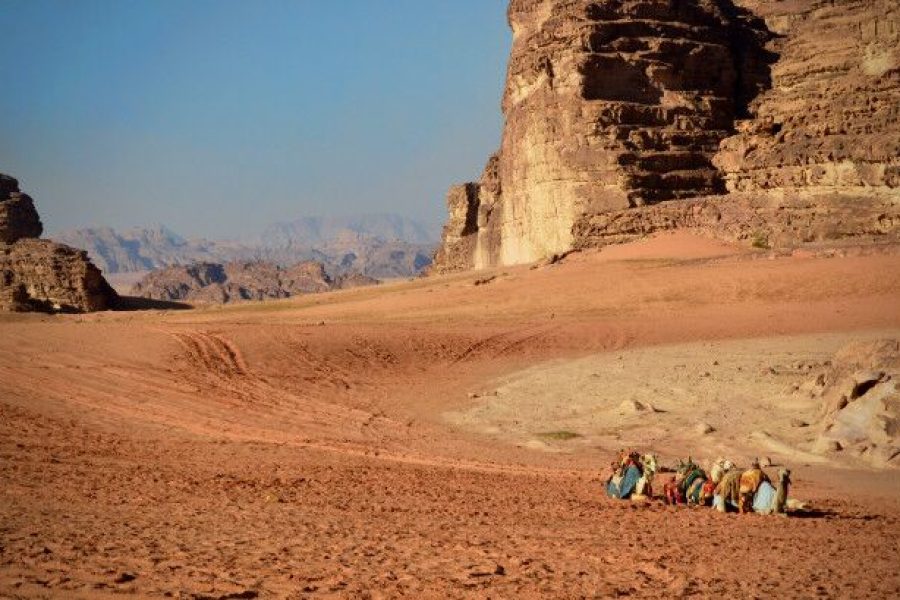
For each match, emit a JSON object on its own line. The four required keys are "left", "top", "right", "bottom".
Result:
{"left": 790, "top": 508, "right": 883, "bottom": 522}
{"left": 114, "top": 296, "right": 193, "bottom": 311}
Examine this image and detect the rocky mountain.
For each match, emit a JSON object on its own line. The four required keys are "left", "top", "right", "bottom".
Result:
{"left": 248, "top": 230, "right": 434, "bottom": 280}
{"left": 54, "top": 214, "right": 437, "bottom": 279}
{"left": 433, "top": 0, "right": 900, "bottom": 272}
{"left": 52, "top": 226, "right": 224, "bottom": 273}
{"left": 1, "top": 174, "right": 117, "bottom": 313}
{"left": 260, "top": 214, "right": 440, "bottom": 247}
{"left": 130, "top": 260, "right": 379, "bottom": 304}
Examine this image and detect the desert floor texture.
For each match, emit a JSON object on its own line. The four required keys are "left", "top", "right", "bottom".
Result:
{"left": 2, "top": 233, "right": 899, "bottom": 599}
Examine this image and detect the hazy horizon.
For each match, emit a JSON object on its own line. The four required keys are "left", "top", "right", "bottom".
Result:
{"left": 0, "top": 0, "right": 510, "bottom": 239}
{"left": 48, "top": 211, "right": 444, "bottom": 244}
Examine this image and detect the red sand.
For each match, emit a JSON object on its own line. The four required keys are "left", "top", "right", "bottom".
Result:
{"left": 2, "top": 234, "right": 899, "bottom": 598}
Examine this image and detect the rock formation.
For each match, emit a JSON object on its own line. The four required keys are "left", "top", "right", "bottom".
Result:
{"left": 715, "top": 0, "right": 900, "bottom": 195}
{"left": 130, "top": 260, "right": 379, "bottom": 304}
{"left": 0, "top": 174, "right": 116, "bottom": 312}
{"left": 0, "top": 174, "right": 42, "bottom": 243}
{"left": 804, "top": 339, "right": 900, "bottom": 467}
{"left": 434, "top": 0, "right": 900, "bottom": 272}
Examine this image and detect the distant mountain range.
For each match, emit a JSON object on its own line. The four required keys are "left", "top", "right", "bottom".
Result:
{"left": 52, "top": 214, "right": 441, "bottom": 279}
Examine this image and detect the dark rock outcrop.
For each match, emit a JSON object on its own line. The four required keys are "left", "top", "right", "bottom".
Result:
{"left": 0, "top": 174, "right": 43, "bottom": 244}
{"left": 131, "top": 261, "right": 378, "bottom": 304}
{"left": 433, "top": 0, "right": 900, "bottom": 272}
{"left": 1, "top": 174, "right": 116, "bottom": 313}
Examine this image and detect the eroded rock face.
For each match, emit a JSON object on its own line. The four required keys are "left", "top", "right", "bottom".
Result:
{"left": 434, "top": 0, "right": 773, "bottom": 271}
{"left": 715, "top": 0, "right": 900, "bottom": 195}
{"left": 572, "top": 189, "right": 900, "bottom": 248}
{"left": 0, "top": 174, "right": 43, "bottom": 244}
{"left": 131, "top": 261, "right": 378, "bottom": 304}
{"left": 1, "top": 173, "right": 116, "bottom": 312}
{"left": 0, "top": 239, "right": 117, "bottom": 312}
{"left": 434, "top": 0, "right": 900, "bottom": 272}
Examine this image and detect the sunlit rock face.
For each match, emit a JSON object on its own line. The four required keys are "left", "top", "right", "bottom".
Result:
{"left": 433, "top": 0, "right": 900, "bottom": 272}
{"left": 715, "top": 0, "right": 900, "bottom": 195}
{"left": 0, "top": 173, "right": 117, "bottom": 313}
{"left": 434, "top": 0, "right": 772, "bottom": 271}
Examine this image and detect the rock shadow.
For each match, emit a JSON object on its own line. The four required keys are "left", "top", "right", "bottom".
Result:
{"left": 113, "top": 296, "right": 193, "bottom": 311}
{"left": 716, "top": 0, "right": 781, "bottom": 119}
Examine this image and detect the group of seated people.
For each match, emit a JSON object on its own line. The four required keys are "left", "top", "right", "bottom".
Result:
{"left": 604, "top": 450, "right": 791, "bottom": 515}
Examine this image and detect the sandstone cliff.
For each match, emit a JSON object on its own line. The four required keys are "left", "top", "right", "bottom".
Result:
{"left": 0, "top": 174, "right": 116, "bottom": 312}
{"left": 434, "top": 0, "right": 900, "bottom": 272}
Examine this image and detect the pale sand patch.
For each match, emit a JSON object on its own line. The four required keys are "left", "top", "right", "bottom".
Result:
{"left": 446, "top": 330, "right": 900, "bottom": 467}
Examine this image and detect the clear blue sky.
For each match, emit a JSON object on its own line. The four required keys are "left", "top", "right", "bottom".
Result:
{"left": 0, "top": 0, "right": 510, "bottom": 238}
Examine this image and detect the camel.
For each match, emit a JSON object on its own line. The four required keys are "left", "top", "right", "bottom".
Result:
{"left": 709, "top": 457, "right": 734, "bottom": 484}
{"left": 632, "top": 453, "right": 658, "bottom": 500}
{"left": 664, "top": 458, "right": 711, "bottom": 505}
{"left": 753, "top": 469, "right": 792, "bottom": 515}
{"left": 714, "top": 467, "right": 743, "bottom": 512}
{"left": 715, "top": 464, "right": 794, "bottom": 515}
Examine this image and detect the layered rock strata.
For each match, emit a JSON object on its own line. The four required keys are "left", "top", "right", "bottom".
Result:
{"left": 434, "top": 0, "right": 900, "bottom": 272}
{"left": 0, "top": 174, "right": 117, "bottom": 312}
{"left": 573, "top": 190, "right": 900, "bottom": 249}
{"left": 716, "top": 0, "right": 900, "bottom": 194}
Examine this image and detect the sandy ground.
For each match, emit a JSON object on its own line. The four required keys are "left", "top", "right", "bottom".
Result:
{"left": 446, "top": 330, "right": 900, "bottom": 465}
{"left": 2, "top": 233, "right": 900, "bottom": 598}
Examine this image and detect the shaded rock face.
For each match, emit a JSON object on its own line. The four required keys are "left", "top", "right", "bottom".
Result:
{"left": 434, "top": 0, "right": 900, "bottom": 272}
{"left": 131, "top": 261, "right": 378, "bottom": 304}
{"left": 0, "top": 174, "right": 116, "bottom": 313}
{"left": 0, "top": 174, "right": 43, "bottom": 244}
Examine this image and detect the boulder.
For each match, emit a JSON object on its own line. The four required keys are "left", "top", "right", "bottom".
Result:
{"left": 695, "top": 422, "right": 716, "bottom": 435}
{"left": 815, "top": 339, "right": 900, "bottom": 467}
{"left": 333, "top": 272, "right": 380, "bottom": 290}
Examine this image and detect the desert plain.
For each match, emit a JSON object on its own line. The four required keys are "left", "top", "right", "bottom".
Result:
{"left": 2, "top": 233, "right": 899, "bottom": 599}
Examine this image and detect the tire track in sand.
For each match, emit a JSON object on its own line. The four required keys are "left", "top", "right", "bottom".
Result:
{"left": 164, "top": 330, "right": 582, "bottom": 478}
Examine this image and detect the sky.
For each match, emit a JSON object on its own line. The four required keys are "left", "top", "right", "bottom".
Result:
{"left": 0, "top": 0, "right": 510, "bottom": 238}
